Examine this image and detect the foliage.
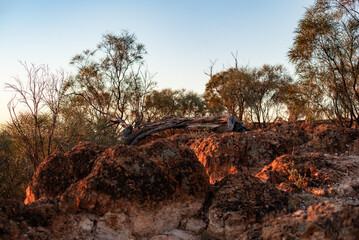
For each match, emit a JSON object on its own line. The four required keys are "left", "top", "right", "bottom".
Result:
{"left": 70, "top": 31, "right": 156, "bottom": 128}
{"left": 204, "top": 63, "right": 292, "bottom": 126}
{"left": 6, "top": 63, "right": 68, "bottom": 170}
{"left": 145, "top": 88, "right": 207, "bottom": 121}
{"left": 59, "top": 94, "right": 120, "bottom": 146}
{"left": 245, "top": 65, "right": 293, "bottom": 128}
{"left": 204, "top": 67, "right": 251, "bottom": 121}
{"left": 289, "top": 0, "right": 359, "bottom": 126}
{"left": 0, "top": 129, "right": 31, "bottom": 200}
{"left": 176, "top": 90, "right": 207, "bottom": 117}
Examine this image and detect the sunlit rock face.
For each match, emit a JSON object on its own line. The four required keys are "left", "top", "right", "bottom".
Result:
{"left": 189, "top": 131, "right": 286, "bottom": 184}
{"left": 256, "top": 153, "right": 333, "bottom": 192}
{"left": 256, "top": 153, "right": 359, "bottom": 197}
{"left": 25, "top": 142, "right": 107, "bottom": 204}
{"left": 23, "top": 139, "right": 209, "bottom": 238}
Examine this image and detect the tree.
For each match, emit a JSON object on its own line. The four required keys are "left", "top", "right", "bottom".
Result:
{"left": 145, "top": 89, "right": 207, "bottom": 121}
{"left": 176, "top": 90, "right": 207, "bottom": 117}
{"left": 0, "top": 129, "right": 31, "bottom": 200}
{"left": 70, "top": 31, "right": 156, "bottom": 130}
{"left": 145, "top": 89, "right": 181, "bottom": 120}
{"left": 204, "top": 67, "right": 252, "bottom": 121}
{"left": 59, "top": 93, "right": 121, "bottom": 147}
{"left": 289, "top": 0, "right": 359, "bottom": 126}
{"left": 245, "top": 65, "right": 293, "bottom": 128}
{"left": 6, "top": 63, "right": 68, "bottom": 170}
{"left": 204, "top": 61, "right": 292, "bottom": 126}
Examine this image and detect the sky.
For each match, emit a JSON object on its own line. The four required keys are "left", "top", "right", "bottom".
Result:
{"left": 0, "top": 0, "right": 314, "bottom": 124}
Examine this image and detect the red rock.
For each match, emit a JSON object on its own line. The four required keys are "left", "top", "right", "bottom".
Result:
{"left": 307, "top": 128, "right": 359, "bottom": 154}
{"left": 3, "top": 121, "right": 359, "bottom": 239}
{"left": 22, "top": 139, "right": 209, "bottom": 238}
{"left": 256, "top": 153, "right": 333, "bottom": 191}
{"left": 25, "top": 142, "right": 107, "bottom": 203}
{"left": 189, "top": 131, "right": 286, "bottom": 183}
{"left": 261, "top": 201, "right": 359, "bottom": 240}
{"left": 206, "top": 173, "right": 289, "bottom": 239}
{"left": 256, "top": 153, "right": 359, "bottom": 197}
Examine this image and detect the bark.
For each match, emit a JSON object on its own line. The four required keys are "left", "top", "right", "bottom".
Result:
{"left": 121, "top": 114, "right": 250, "bottom": 145}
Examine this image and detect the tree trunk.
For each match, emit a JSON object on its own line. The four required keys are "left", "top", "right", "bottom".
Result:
{"left": 121, "top": 114, "right": 250, "bottom": 145}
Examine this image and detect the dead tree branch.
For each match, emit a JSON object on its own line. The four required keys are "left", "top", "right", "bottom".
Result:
{"left": 121, "top": 114, "right": 250, "bottom": 145}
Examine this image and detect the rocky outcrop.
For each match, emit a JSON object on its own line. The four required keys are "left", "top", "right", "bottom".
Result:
{"left": 267, "top": 121, "right": 314, "bottom": 150}
{"left": 22, "top": 140, "right": 209, "bottom": 239}
{"left": 261, "top": 201, "right": 359, "bottom": 240}
{"left": 256, "top": 153, "right": 333, "bottom": 191}
{"left": 139, "top": 123, "right": 359, "bottom": 186}
{"left": 0, "top": 198, "right": 78, "bottom": 240}
{"left": 25, "top": 142, "right": 107, "bottom": 203}
{"left": 256, "top": 153, "right": 359, "bottom": 197}
{"left": 306, "top": 127, "right": 359, "bottom": 154}
{"left": 206, "top": 173, "right": 289, "bottom": 239}
{"left": 189, "top": 131, "right": 286, "bottom": 183}
{"left": 3, "top": 122, "right": 359, "bottom": 239}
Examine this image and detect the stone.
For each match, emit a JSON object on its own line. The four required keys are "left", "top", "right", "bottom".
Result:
{"left": 206, "top": 173, "right": 289, "bottom": 239}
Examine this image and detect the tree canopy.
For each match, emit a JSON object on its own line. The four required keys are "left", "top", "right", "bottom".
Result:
{"left": 289, "top": 0, "right": 359, "bottom": 127}
{"left": 204, "top": 64, "right": 292, "bottom": 127}
{"left": 70, "top": 31, "right": 156, "bottom": 129}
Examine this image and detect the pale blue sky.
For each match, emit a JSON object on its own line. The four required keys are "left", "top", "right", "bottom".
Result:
{"left": 0, "top": 0, "right": 313, "bottom": 124}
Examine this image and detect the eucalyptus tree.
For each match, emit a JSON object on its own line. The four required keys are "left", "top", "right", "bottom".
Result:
{"left": 70, "top": 31, "right": 156, "bottom": 131}
{"left": 245, "top": 65, "right": 292, "bottom": 128}
{"left": 145, "top": 89, "right": 206, "bottom": 121}
{"left": 176, "top": 90, "right": 207, "bottom": 117}
{"left": 289, "top": 0, "right": 359, "bottom": 126}
{"left": 204, "top": 67, "right": 252, "bottom": 121}
{"left": 204, "top": 63, "right": 291, "bottom": 126}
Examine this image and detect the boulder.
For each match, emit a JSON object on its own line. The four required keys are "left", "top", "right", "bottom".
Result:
{"left": 261, "top": 201, "right": 359, "bottom": 240}
{"left": 189, "top": 131, "right": 286, "bottom": 183}
{"left": 256, "top": 153, "right": 359, "bottom": 196}
{"left": 306, "top": 127, "right": 359, "bottom": 154}
{"left": 24, "top": 140, "right": 209, "bottom": 238}
{"left": 206, "top": 173, "right": 289, "bottom": 239}
{"left": 25, "top": 142, "right": 107, "bottom": 203}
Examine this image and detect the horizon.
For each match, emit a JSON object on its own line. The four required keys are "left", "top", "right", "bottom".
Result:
{"left": 0, "top": 0, "right": 313, "bottom": 124}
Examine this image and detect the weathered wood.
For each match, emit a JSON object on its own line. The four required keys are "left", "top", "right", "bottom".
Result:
{"left": 120, "top": 114, "right": 250, "bottom": 145}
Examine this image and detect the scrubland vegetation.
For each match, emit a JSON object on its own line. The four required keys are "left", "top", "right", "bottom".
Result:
{"left": 1, "top": 0, "right": 359, "bottom": 201}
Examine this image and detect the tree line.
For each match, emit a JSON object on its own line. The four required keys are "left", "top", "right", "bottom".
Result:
{"left": 1, "top": 0, "right": 359, "bottom": 200}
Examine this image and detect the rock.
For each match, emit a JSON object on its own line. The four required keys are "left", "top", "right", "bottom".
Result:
{"left": 23, "top": 139, "right": 209, "bottom": 238}
{"left": 257, "top": 153, "right": 359, "bottom": 197}
{"left": 269, "top": 121, "right": 314, "bottom": 150}
{"left": 256, "top": 153, "right": 332, "bottom": 191}
{"left": 261, "top": 201, "right": 359, "bottom": 240}
{"left": 149, "top": 229, "right": 198, "bottom": 240}
{"left": 349, "top": 139, "right": 359, "bottom": 155}
{"left": 306, "top": 128, "right": 359, "bottom": 154}
{"left": 0, "top": 198, "right": 79, "bottom": 240}
{"left": 5, "top": 121, "right": 359, "bottom": 239}
{"left": 206, "top": 173, "right": 289, "bottom": 239}
{"left": 189, "top": 131, "right": 286, "bottom": 183}
{"left": 184, "top": 217, "right": 206, "bottom": 234}
{"left": 0, "top": 200, "right": 24, "bottom": 240}
{"left": 25, "top": 142, "right": 107, "bottom": 204}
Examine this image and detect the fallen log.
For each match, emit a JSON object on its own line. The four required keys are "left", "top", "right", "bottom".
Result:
{"left": 121, "top": 114, "right": 250, "bottom": 145}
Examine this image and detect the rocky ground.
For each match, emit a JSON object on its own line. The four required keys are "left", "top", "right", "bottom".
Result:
{"left": 1, "top": 122, "right": 359, "bottom": 239}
